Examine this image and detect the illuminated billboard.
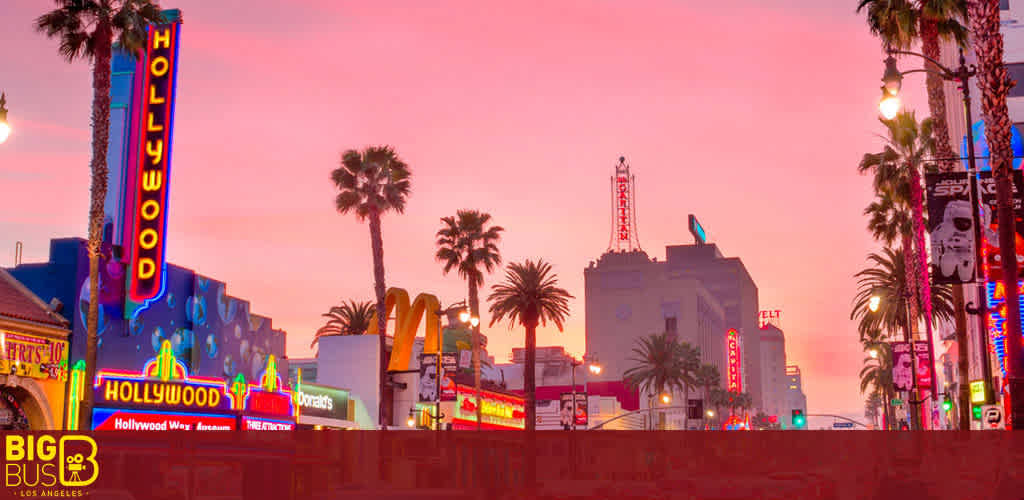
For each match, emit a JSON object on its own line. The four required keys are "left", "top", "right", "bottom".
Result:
{"left": 126, "top": 20, "right": 183, "bottom": 318}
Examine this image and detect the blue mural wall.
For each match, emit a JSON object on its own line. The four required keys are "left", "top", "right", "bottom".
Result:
{"left": 8, "top": 238, "right": 288, "bottom": 385}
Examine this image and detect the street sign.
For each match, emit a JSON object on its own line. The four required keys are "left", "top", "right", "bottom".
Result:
{"left": 891, "top": 398, "right": 903, "bottom": 406}
{"left": 982, "top": 405, "right": 1003, "bottom": 429}
{"left": 832, "top": 422, "right": 854, "bottom": 429}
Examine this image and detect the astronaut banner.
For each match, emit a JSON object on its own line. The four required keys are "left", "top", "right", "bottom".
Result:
{"left": 925, "top": 172, "right": 976, "bottom": 284}
{"left": 418, "top": 353, "right": 439, "bottom": 403}
{"left": 891, "top": 342, "right": 913, "bottom": 393}
{"left": 976, "top": 170, "right": 1024, "bottom": 282}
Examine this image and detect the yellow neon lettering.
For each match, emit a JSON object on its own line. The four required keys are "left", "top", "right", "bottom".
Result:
{"left": 104, "top": 381, "right": 118, "bottom": 402}
{"left": 139, "top": 229, "right": 158, "bottom": 250}
{"left": 142, "top": 171, "right": 162, "bottom": 191}
{"left": 195, "top": 387, "right": 207, "bottom": 407}
{"left": 152, "top": 384, "right": 164, "bottom": 404}
{"left": 149, "top": 85, "right": 165, "bottom": 105}
{"left": 141, "top": 200, "right": 160, "bottom": 221}
{"left": 138, "top": 259, "right": 156, "bottom": 280}
{"left": 153, "top": 29, "right": 171, "bottom": 50}
{"left": 150, "top": 56, "right": 169, "bottom": 77}
{"left": 119, "top": 381, "right": 133, "bottom": 402}
{"left": 147, "top": 113, "right": 163, "bottom": 133}
{"left": 131, "top": 383, "right": 142, "bottom": 404}
{"left": 146, "top": 140, "right": 164, "bottom": 165}
{"left": 165, "top": 385, "right": 181, "bottom": 405}
{"left": 208, "top": 389, "right": 220, "bottom": 408}
{"left": 143, "top": 383, "right": 153, "bottom": 404}
{"left": 182, "top": 386, "right": 194, "bottom": 406}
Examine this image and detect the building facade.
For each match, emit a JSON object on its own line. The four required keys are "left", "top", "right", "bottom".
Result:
{"left": 758, "top": 324, "right": 788, "bottom": 420}
{"left": 784, "top": 365, "right": 808, "bottom": 424}
{"left": 584, "top": 243, "right": 765, "bottom": 411}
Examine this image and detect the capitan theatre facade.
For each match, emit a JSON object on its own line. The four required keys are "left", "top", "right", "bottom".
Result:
{"left": 8, "top": 9, "right": 297, "bottom": 431}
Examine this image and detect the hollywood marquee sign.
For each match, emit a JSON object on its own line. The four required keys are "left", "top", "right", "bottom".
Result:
{"left": 127, "top": 21, "right": 182, "bottom": 308}
{"left": 726, "top": 329, "right": 742, "bottom": 393}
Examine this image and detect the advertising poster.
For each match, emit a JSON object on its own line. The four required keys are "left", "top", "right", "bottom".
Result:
{"left": 977, "top": 170, "right": 1024, "bottom": 282}
{"left": 914, "top": 342, "right": 933, "bottom": 390}
{"left": 440, "top": 353, "right": 457, "bottom": 402}
{"left": 559, "top": 393, "right": 588, "bottom": 427}
{"left": 925, "top": 171, "right": 976, "bottom": 284}
{"left": 891, "top": 342, "right": 913, "bottom": 393}
{"left": 418, "top": 353, "right": 439, "bottom": 403}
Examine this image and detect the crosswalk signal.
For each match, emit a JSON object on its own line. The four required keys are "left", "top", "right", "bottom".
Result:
{"left": 791, "top": 409, "right": 805, "bottom": 429}
{"left": 972, "top": 405, "right": 983, "bottom": 420}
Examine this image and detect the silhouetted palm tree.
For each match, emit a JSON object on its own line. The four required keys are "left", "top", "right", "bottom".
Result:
{"left": 310, "top": 300, "right": 374, "bottom": 348}
{"left": 488, "top": 259, "right": 573, "bottom": 432}
{"left": 331, "top": 146, "right": 411, "bottom": 427}
{"left": 436, "top": 210, "right": 503, "bottom": 429}
{"left": 35, "top": 0, "right": 167, "bottom": 430}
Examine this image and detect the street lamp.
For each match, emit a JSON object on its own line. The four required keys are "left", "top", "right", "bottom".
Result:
{"left": 0, "top": 93, "right": 10, "bottom": 144}
{"left": 567, "top": 355, "right": 601, "bottom": 430}
{"left": 406, "top": 413, "right": 416, "bottom": 428}
{"left": 870, "top": 348, "right": 879, "bottom": 359}
{"left": 661, "top": 394, "right": 671, "bottom": 405}
{"left": 868, "top": 295, "right": 881, "bottom": 313}
{"left": 878, "top": 47, "right": 1004, "bottom": 425}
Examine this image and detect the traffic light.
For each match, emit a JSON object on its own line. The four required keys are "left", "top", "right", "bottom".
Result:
{"left": 942, "top": 396, "right": 952, "bottom": 413}
{"left": 791, "top": 409, "right": 805, "bottom": 429}
{"left": 972, "top": 405, "right": 983, "bottom": 420}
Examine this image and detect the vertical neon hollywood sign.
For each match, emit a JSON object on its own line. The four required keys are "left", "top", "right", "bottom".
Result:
{"left": 126, "top": 21, "right": 181, "bottom": 314}
{"left": 726, "top": 329, "right": 742, "bottom": 393}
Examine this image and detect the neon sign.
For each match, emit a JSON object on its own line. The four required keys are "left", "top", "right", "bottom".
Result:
{"left": 93, "top": 340, "right": 235, "bottom": 414}
{"left": 758, "top": 310, "right": 781, "bottom": 328}
{"left": 126, "top": 20, "right": 182, "bottom": 311}
{"left": 726, "top": 329, "right": 742, "bottom": 393}
{"left": 92, "top": 408, "right": 236, "bottom": 431}
{"left": 688, "top": 214, "right": 706, "bottom": 245}
{"left": 0, "top": 330, "right": 68, "bottom": 382}
{"left": 454, "top": 385, "right": 525, "bottom": 430}
{"left": 617, "top": 176, "right": 630, "bottom": 241}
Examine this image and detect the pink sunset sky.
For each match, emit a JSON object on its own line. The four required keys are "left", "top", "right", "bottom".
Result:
{"left": 0, "top": 0, "right": 932, "bottom": 419}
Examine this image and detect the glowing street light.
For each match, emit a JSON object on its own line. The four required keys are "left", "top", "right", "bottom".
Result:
{"left": 706, "top": 410, "right": 715, "bottom": 418}
{"left": 661, "top": 394, "right": 671, "bottom": 405}
{"left": 868, "top": 295, "right": 881, "bottom": 313}
{"left": 459, "top": 310, "right": 470, "bottom": 323}
{"left": 0, "top": 93, "right": 10, "bottom": 144}
{"left": 588, "top": 362, "right": 602, "bottom": 375}
{"left": 469, "top": 316, "right": 479, "bottom": 327}
{"left": 406, "top": 411, "right": 416, "bottom": 428}
{"left": 877, "top": 55, "right": 903, "bottom": 120}
{"left": 870, "top": 349, "right": 879, "bottom": 359}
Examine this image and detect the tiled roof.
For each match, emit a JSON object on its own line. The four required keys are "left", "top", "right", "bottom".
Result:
{"left": 0, "top": 268, "right": 68, "bottom": 328}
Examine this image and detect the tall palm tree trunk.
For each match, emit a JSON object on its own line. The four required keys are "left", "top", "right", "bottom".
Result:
{"left": 682, "top": 385, "right": 689, "bottom": 430}
{"left": 909, "top": 164, "right": 938, "bottom": 413}
{"left": 80, "top": 25, "right": 112, "bottom": 430}
{"left": 952, "top": 285, "right": 971, "bottom": 429}
{"left": 970, "top": 0, "right": 1024, "bottom": 429}
{"left": 921, "top": 18, "right": 958, "bottom": 172}
{"left": 468, "top": 277, "right": 482, "bottom": 430}
{"left": 369, "top": 210, "right": 388, "bottom": 428}
{"left": 524, "top": 318, "right": 538, "bottom": 432}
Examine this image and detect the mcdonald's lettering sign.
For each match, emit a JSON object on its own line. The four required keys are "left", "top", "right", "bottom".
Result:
{"left": 127, "top": 21, "right": 181, "bottom": 307}
{"left": 367, "top": 288, "right": 442, "bottom": 371}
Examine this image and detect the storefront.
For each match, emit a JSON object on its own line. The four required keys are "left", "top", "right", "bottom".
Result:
{"left": 450, "top": 384, "right": 525, "bottom": 430}
{"left": 83, "top": 340, "right": 294, "bottom": 430}
{"left": 0, "top": 269, "right": 71, "bottom": 430}
{"left": 293, "top": 381, "right": 357, "bottom": 430}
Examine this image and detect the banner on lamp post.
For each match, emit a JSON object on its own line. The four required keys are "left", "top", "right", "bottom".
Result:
{"left": 925, "top": 171, "right": 976, "bottom": 284}
{"left": 891, "top": 342, "right": 913, "bottom": 393}
{"left": 914, "top": 342, "right": 933, "bottom": 390}
{"left": 976, "top": 170, "right": 1024, "bottom": 282}
{"left": 418, "top": 353, "right": 439, "bottom": 403}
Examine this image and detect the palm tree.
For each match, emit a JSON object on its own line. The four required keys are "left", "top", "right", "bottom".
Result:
{"left": 488, "top": 259, "right": 573, "bottom": 432}
{"left": 694, "top": 363, "right": 721, "bottom": 404}
{"left": 857, "top": 0, "right": 967, "bottom": 172}
{"left": 35, "top": 0, "right": 167, "bottom": 430}
{"left": 331, "top": 146, "right": 412, "bottom": 427}
{"left": 310, "top": 300, "right": 374, "bottom": 348}
{"left": 865, "top": 391, "right": 884, "bottom": 429}
{"left": 851, "top": 247, "right": 955, "bottom": 340}
{"left": 435, "top": 210, "right": 504, "bottom": 430}
{"left": 677, "top": 343, "right": 701, "bottom": 430}
{"left": 969, "top": 0, "right": 1024, "bottom": 428}
{"left": 860, "top": 346, "right": 896, "bottom": 429}
{"left": 623, "top": 332, "right": 690, "bottom": 429}
{"left": 859, "top": 111, "right": 937, "bottom": 347}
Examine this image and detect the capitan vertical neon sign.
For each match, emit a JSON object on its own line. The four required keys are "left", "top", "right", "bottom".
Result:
{"left": 127, "top": 20, "right": 181, "bottom": 315}
{"left": 726, "top": 329, "right": 742, "bottom": 393}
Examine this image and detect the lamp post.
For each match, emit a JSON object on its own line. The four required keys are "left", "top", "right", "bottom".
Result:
{"left": 0, "top": 92, "right": 10, "bottom": 144}
{"left": 567, "top": 355, "right": 601, "bottom": 431}
{"left": 877, "top": 48, "right": 1001, "bottom": 426}
{"left": 435, "top": 301, "right": 477, "bottom": 431}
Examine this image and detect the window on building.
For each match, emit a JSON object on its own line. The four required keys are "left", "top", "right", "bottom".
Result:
{"left": 1001, "top": 0, "right": 1010, "bottom": 10}
{"left": 1009, "top": 63, "right": 1024, "bottom": 98}
{"left": 665, "top": 316, "right": 677, "bottom": 335}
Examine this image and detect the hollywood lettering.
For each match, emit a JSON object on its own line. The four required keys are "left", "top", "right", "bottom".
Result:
{"left": 128, "top": 23, "right": 180, "bottom": 303}
{"left": 617, "top": 176, "right": 629, "bottom": 240}
{"left": 95, "top": 377, "right": 233, "bottom": 412}
{"left": 726, "top": 329, "right": 742, "bottom": 392}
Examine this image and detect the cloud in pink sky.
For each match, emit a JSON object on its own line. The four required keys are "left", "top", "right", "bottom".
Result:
{"left": 0, "top": 0, "right": 932, "bottom": 418}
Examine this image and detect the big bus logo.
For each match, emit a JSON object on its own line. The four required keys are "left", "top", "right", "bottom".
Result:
{"left": 4, "top": 435, "right": 98, "bottom": 489}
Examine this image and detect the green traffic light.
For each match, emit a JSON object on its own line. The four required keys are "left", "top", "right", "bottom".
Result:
{"left": 972, "top": 405, "right": 983, "bottom": 420}
{"left": 942, "top": 400, "right": 952, "bottom": 412}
